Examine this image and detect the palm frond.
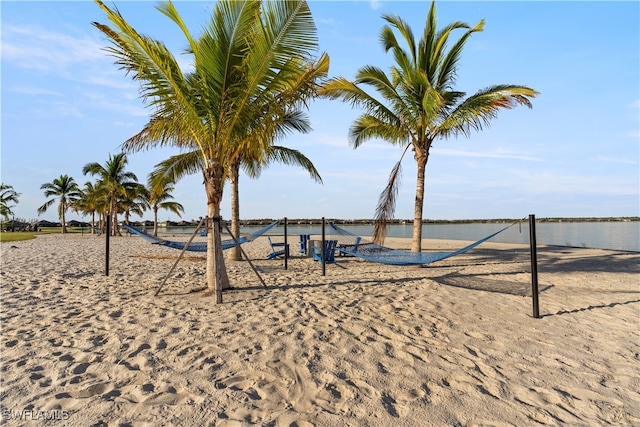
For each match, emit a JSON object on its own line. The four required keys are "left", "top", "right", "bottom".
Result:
{"left": 438, "top": 85, "right": 539, "bottom": 138}
{"left": 149, "top": 151, "right": 206, "bottom": 189}
{"left": 373, "top": 144, "right": 412, "bottom": 244}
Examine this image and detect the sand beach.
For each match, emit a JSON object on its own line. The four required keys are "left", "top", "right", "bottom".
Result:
{"left": 1, "top": 232, "right": 639, "bottom": 426}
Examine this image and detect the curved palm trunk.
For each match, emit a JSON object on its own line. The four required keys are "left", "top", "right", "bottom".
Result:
{"left": 227, "top": 160, "right": 242, "bottom": 262}
{"left": 411, "top": 146, "right": 430, "bottom": 252}
{"left": 204, "top": 163, "right": 230, "bottom": 303}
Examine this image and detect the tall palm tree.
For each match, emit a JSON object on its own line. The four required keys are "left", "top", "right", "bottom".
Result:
{"left": 319, "top": 1, "right": 538, "bottom": 251}
{"left": 82, "top": 153, "right": 140, "bottom": 236}
{"left": 93, "top": 0, "right": 328, "bottom": 302}
{"left": 0, "top": 183, "right": 20, "bottom": 222}
{"left": 146, "top": 175, "right": 184, "bottom": 236}
{"left": 37, "top": 175, "right": 81, "bottom": 233}
{"left": 72, "top": 181, "right": 100, "bottom": 234}
{"left": 151, "top": 140, "right": 322, "bottom": 261}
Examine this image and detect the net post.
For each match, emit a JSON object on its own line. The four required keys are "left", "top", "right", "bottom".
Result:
{"left": 529, "top": 214, "right": 540, "bottom": 318}
{"left": 105, "top": 213, "right": 110, "bottom": 276}
{"left": 284, "top": 217, "right": 288, "bottom": 270}
{"left": 321, "top": 217, "right": 326, "bottom": 276}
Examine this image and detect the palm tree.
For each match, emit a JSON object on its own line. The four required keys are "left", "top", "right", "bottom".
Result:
{"left": 93, "top": 0, "right": 329, "bottom": 302}
{"left": 37, "top": 175, "right": 81, "bottom": 233}
{"left": 0, "top": 183, "right": 20, "bottom": 223}
{"left": 82, "top": 153, "right": 140, "bottom": 236}
{"left": 152, "top": 143, "right": 322, "bottom": 261}
{"left": 319, "top": 1, "right": 538, "bottom": 251}
{"left": 120, "top": 183, "right": 150, "bottom": 226}
{"left": 146, "top": 175, "right": 184, "bottom": 236}
{"left": 73, "top": 181, "right": 107, "bottom": 234}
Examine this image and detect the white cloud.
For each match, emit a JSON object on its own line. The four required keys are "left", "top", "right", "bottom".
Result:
{"left": 370, "top": 0, "right": 383, "bottom": 11}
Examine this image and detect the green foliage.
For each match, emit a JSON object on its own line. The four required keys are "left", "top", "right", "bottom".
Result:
{"left": 319, "top": 1, "right": 538, "bottom": 249}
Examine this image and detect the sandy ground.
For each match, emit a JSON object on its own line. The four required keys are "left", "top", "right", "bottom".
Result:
{"left": 1, "top": 231, "right": 639, "bottom": 426}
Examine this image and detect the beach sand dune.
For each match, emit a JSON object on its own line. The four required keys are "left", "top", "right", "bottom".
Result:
{"left": 1, "top": 233, "right": 639, "bottom": 426}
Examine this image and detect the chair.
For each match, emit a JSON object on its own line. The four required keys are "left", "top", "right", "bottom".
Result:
{"left": 267, "top": 236, "right": 290, "bottom": 259}
{"left": 338, "top": 236, "right": 361, "bottom": 257}
{"left": 299, "top": 234, "right": 311, "bottom": 254}
{"left": 311, "top": 240, "right": 338, "bottom": 263}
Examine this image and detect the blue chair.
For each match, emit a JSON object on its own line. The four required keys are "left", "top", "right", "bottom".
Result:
{"left": 299, "top": 234, "right": 311, "bottom": 254}
{"left": 267, "top": 237, "right": 289, "bottom": 259}
{"left": 311, "top": 240, "right": 338, "bottom": 263}
{"left": 338, "top": 236, "right": 361, "bottom": 256}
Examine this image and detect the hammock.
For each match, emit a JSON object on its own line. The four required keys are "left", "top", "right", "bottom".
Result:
{"left": 123, "top": 220, "right": 279, "bottom": 252}
{"left": 327, "top": 222, "right": 514, "bottom": 266}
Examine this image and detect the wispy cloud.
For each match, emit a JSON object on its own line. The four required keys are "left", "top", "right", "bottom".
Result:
{"left": 2, "top": 24, "right": 105, "bottom": 72}
{"left": 370, "top": 0, "right": 383, "bottom": 11}
{"left": 8, "top": 85, "right": 63, "bottom": 97}
{"left": 432, "top": 147, "right": 543, "bottom": 162}
{"left": 596, "top": 155, "right": 639, "bottom": 165}
{"left": 82, "top": 91, "right": 148, "bottom": 117}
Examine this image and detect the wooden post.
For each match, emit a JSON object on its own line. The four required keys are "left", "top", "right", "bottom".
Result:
{"left": 529, "top": 214, "right": 540, "bottom": 318}
{"left": 284, "top": 217, "right": 288, "bottom": 270}
{"left": 105, "top": 213, "right": 110, "bottom": 276}
{"left": 321, "top": 217, "right": 326, "bottom": 276}
{"left": 212, "top": 216, "right": 223, "bottom": 304}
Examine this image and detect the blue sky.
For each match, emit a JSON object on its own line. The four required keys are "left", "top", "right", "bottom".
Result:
{"left": 2, "top": 1, "right": 639, "bottom": 223}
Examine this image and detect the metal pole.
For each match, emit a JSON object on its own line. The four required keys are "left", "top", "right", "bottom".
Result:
{"left": 529, "top": 214, "right": 540, "bottom": 318}
{"left": 321, "top": 217, "right": 326, "bottom": 276}
{"left": 284, "top": 217, "right": 288, "bottom": 270}
{"left": 105, "top": 213, "right": 110, "bottom": 276}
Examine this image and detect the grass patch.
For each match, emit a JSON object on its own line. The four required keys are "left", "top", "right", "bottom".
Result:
{"left": 0, "top": 232, "right": 37, "bottom": 242}
{"left": 0, "top": 227, "right": 94, "bottom": 242}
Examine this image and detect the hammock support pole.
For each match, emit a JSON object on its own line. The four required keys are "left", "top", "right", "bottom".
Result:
{"left": 223, "top": 223, "right": 267, "bottom": 288}
{"left": 105, "top": 214, "right": 110, "bottom": 276}
{"left": 154, "top": 216, "right": 206, "bottom": 296}
{"left": 284, "top": 217, "right": 288, "bottom": 270}
{"left": 321, "top": 217, "right": 326, "bottom": 276}
{"left": 529, "top": 214, "right": 540, "bottom": 318}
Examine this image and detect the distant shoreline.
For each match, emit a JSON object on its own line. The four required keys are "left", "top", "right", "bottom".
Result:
{"left": 17, "top": 216, "right": 639, "bottom": 229}
{"left": 148, "top": 216, "right": 640, "bottom": 228}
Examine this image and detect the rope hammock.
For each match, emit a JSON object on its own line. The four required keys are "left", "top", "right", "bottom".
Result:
{"left": 327, "top": 221, "right": 519, "bottom": 266}
{"left": 123, "top": 220, "right": 279, "bottom": 252}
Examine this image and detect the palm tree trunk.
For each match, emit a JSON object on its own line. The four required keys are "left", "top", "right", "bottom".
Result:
{"left": 61, "top": 200, "right": 67, "bottom": 234}
{"left": 204, "top": 163, "right": 230, "bottom": 303}
{"left": 153, "top": 206, "right": 159, "bottom": 236}
{"left": 411, "top": 147, "right": 430, "bottom": 252}
{"left": 227, "top": 160, "right": 242, "bottom": 262}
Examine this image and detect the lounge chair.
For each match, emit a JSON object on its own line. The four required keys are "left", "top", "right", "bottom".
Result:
{"left": 338, "top": 236, "right": 361, "bottom": 257}
{"left": 267, "top": 236, "right": 289, "bottom": 259}
{"left": 311, "top": 240, "right": 338, "bottom": 263}
{"left": 299, "top": 234, "right": 311, "bottom": 254}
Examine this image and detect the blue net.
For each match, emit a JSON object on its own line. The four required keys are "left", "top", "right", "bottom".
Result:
{"left": 124, "top": 220, "right": 279, "bottom": 252}
{"left": 327, "top": 222, "right": 512, "bottom": 266}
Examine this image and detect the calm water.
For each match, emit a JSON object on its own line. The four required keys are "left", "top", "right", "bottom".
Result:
{"left": 166, "top": 220, "right": 639, "bottom": 252}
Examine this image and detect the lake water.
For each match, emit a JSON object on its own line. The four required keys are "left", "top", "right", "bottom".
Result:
{"left": 166, "top": 220, "right": 640, "bottom": 252}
